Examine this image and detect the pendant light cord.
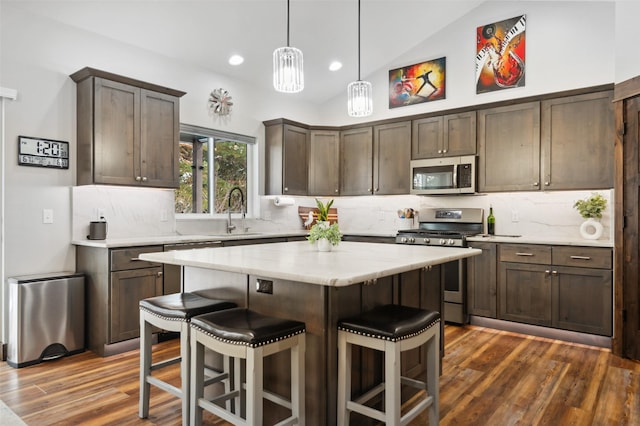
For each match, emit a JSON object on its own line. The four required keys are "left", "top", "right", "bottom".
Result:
{"left": 357, "top": 0, "right": 361, "bottom": 81}
{"left": 287, "top": 0, "right": 291, "bottom": 47}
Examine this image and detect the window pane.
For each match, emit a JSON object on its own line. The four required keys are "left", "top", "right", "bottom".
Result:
{"left": 176, "top": 141, "right": 194, "bottom": 213}
{"left": 214, "top": 140, "right": 247, "bottom": 214}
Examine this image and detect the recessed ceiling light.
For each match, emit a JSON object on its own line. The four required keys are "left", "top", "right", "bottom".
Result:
{"left": 229, "top": 55, "right": 244, "bottom": 66}
{"left": 329, "top": 61, "right": 343, "bottom": 71}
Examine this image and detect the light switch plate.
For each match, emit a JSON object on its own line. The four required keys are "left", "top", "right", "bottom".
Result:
{"left": 43, "top": 208, "right": 53, "bottom": 224}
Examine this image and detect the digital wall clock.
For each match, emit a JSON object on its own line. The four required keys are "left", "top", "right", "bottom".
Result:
{"left": 18, "top": 136, "right": 69, "bottom": 169}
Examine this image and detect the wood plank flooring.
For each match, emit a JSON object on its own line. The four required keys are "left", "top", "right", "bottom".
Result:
{"left": 1, "top": 324, "right": 639, "bottom": 425}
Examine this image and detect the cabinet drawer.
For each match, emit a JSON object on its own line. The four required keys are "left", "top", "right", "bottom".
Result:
{"left": 110, "top": 245, "right": 163, "bottom": 271}
{"left": 552, "top": 246, "right": 612, "bottom": 269}
{"left": 499, "top": 244, "right": 551, "bottom": 264}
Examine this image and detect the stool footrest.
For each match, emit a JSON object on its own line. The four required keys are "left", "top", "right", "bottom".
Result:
{"left": 402, "top": 393, "right": 434, "bottom": 426}
{"left": 146, "top": 375, "right": 182, "bottom": 399}
{"left": 150, "top": 355, "right": 181, "bottom": 372}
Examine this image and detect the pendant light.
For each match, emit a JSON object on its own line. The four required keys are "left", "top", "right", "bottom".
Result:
{"left": 273, "top": 0, "right": 304, "bottom": 93}
{"left": 347, "top": 0, "right": 372, "bottom": 117}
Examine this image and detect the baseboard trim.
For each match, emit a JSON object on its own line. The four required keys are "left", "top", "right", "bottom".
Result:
{"left": 1, "top": 342, "right": 6, "bottom": 361}
{"left": 469, "top": 316, "right": 612, "bottom": 349}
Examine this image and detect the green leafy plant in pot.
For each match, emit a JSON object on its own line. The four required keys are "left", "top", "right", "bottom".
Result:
{"left": 307, "top": 199, "right": 342, "bottom": 251}
{"left": 573, "top": 192, "right": 607, "bottom": 240}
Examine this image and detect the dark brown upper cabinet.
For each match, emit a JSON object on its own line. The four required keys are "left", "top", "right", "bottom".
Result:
{"left": 309, "top": 130, "right": 340, "bottom": 196}
{"left": 71, "top": 67, "right": 184, "bottom": 188}
{"left": 265, "top": 123, "right": 309, "bottom": 195}
{"left": 412, "top": 111, "right": 476, "bottom": 159}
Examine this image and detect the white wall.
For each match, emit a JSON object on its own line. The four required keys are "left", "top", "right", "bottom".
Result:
{"left": 319, "top": 1, "right": 616, "bottom": 125}
{"left": 615, "top": 1, "right": 640, "bottom": 83}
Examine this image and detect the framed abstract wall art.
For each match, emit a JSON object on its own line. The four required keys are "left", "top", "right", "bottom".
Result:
{"left": 476, "top": 15, "right": 526, "bottom": 94}
{"left": 389, "top": 57, "right": 446, "bottom": 109}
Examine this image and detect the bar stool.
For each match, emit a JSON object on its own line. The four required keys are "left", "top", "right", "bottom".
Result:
{"left": 189, "top": 307, "right": 306, "bottom": 426}
{"left": 337, "top": 304, "right": 440, "bottom": 426}
{"left": 139, "top": 291, "right": 237, "bottom": 426}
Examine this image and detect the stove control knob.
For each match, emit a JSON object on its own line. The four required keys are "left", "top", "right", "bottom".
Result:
{"left": 423, "top": 238, "right": 430, "bottom": 244}
{"left": 409, "top": 237, "right": 415, "bottom": 243}
{"left": 439, "top": 239, "right": 446, "bottom": 245}
{"left": 400, "top": 237, "right": 408, "bottom": 243}
{"left": 448, "top": 239, "right": 456, "bottom": 246}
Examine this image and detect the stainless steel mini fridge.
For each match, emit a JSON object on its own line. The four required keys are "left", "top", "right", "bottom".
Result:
{"left": 7, "top": 272, "right": 85, "bottom": 368}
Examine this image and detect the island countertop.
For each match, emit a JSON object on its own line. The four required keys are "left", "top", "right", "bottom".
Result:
{"left": 138, "top": 241, "right": 481, "bottom": 287}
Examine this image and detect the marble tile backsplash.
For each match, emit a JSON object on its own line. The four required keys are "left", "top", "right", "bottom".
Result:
{"left": 72, "top": 186, "right": 613, "bottom": 243}
{"left": 72, "top": 185, "right": 176, "bottom": 240}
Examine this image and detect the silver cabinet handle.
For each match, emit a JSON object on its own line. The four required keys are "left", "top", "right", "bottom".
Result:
{"left": 552, "top": 270, "right": 558, "bottom": 276}
{"left": 284, "top": 187, "right": 288, "bottom": 192}
{"left": 532, "top": 182, "right": 539, "bottom": 187}
{"left": 570, "top": 255, "right": 591, "bottom": 260}
{"left": 544, "top": 181, "right": 550, "bottom": 186}
{"left": 136, "top": 176, "right": 142, "bottom": 181}
{"left": 516, "top": 252, "right": 534, "bottom": 256}
{"left": 142, "top": 176, "right": 148, "bottom": 182}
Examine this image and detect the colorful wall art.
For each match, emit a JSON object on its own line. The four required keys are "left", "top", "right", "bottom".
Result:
{"left": 389, "top": 57, "right": 446, "bottom": 108}
{"left": 476, "top": 15, "right": 526, "bottom": 94}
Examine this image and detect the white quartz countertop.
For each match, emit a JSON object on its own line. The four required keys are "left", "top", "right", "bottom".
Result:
{"left": 466, "top": 234, "right": 614, "bottom": 247}
{"left": 71, "top": 231, "right": 309, "bottom": 248}
{"left": 138, "top": 241, "right": 481, "bottom": 287}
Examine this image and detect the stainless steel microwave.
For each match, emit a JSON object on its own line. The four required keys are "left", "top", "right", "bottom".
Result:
{"left": 410, "top": 155, "right": 477, "bottom": 195}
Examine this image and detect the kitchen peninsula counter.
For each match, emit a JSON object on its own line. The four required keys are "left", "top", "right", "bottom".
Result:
{"left": 139, "top": 241, "right": 480, "bottom": 425}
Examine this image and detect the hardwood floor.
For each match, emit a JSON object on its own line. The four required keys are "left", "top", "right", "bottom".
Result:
{"left": 1, "top": 324, "right": 639, "bottom": 425}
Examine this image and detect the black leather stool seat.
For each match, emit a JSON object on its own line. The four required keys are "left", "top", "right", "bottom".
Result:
{"left": 191, "top": 308, "right": 305, "bottom": 348}
{"left": 139, "top": 292, "right": 237, "bottom": 321}
{"left": 338, "top": 304, "right": 440, "bottom": 342}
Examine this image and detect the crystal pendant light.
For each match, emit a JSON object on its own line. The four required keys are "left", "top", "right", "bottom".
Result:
{"left": 273, "top": 0, "right": 304, "bottom": 93}
{"left": 347, "top": 0, "right": 372, "bottom": 117}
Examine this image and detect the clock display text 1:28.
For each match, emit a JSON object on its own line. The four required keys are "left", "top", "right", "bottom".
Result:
{"left": 18, "top": 136, "right": 69, "bottom": 169}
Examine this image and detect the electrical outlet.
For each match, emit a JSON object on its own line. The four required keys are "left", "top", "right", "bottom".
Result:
{"left": 43, "top": 208, "right": 54, "bottom": 224}
{"left": 511, "top": 210, "right": 520, "bottom": 223}
{"left": 256, "top": 279, "right": 273, "bottom": 294}
{"left": 97, "top": 208, "right": 106, "bottom": 220}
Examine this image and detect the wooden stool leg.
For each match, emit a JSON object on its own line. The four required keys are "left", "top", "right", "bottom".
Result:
{"left": 190, "top": 334, "right": 205, "bottom": 426}
{"left": 385, "top": 340, "right": 402, "bottom": 425}
{"left": 427, "top": 330, "right": 440, "bottom": 425}
{"left": 139, "top": 315, "right": 152, "bottom": 419}
{"left": 245, "top": 346, "right": 264, "bottom": 425}
{"left": 180, "top": 322, "right": 190, "bottom": 426}
{"left": 291, "top": 334, "right": 306, "bottom": 425}
{"left": 337, "top": 331, "right": 351, "bottom": 426}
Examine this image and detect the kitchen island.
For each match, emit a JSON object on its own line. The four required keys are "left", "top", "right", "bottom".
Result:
{"left": 139, "top": 241, "right": 480, "bottom": 425}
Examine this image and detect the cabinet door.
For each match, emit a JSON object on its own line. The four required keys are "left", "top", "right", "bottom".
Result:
{"left": 309, "top": 130, "right": 340, "bottom": 196}
{"left": 443, "top": 111, "right": 476, "bottom": 156}
{"left": 340, "top": 127, "right": 373, "bottom": 195}
{"left": 478, "top": 102, "right": 541, "bottom": 192}
{"left": 541, "top": 91, "right": 614, "bottom": 190}
{"left": 467, "top": 242, "right": 497, "bottom": 318}
{"left": 553, "top": 266, "right": 612, "bottom": 336}
{"left": 93, "top": 77, "right": 140, "bottom": 186}
{"left": 412, "top": 116, "right": 443, "bottom": 159}
{"left": 499, "top": 262, "right": 551, "bottom": 326}
{"left": 264, "top": 123, "right": 309, "bottom": 195}
{"left": 140, "top": 89, "right": 180, "bottom": 188}
{"left": 110, "top": 267, "right": 163, "bottom": 343}
{"left": 283, "top": 125, "right": 309, "bottom": 195}
{"left": 373, "top": 121, "right": 411, "bottom": 195}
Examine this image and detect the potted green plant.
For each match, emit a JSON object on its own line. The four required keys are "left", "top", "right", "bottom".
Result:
{"left": 314, "top": 198, "right": 333, "bottom": 223}
{"left": 307, "top": 199, "right": 341, "bottom": 251}
{"left": 573, "top": 193, "right": 607, "bottom": 239}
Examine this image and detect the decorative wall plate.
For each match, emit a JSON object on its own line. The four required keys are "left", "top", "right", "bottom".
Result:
{"left": 208, "top": 88, "right": 233, "bottom": 116}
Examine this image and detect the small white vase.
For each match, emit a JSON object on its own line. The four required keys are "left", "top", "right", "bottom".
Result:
{"left": 579, "top": 217, "right": 603, "bottom": 240}
{"left": 317, "top": 238, "right": 332, "bottom": 252}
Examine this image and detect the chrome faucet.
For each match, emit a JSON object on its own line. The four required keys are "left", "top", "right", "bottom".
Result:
{"left": 227, "top": 186, "right": 247, "bottom": 233}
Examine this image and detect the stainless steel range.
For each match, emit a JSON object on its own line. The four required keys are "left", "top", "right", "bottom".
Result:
{"left": 396, "top": 208, "right": 484, "bottom": 324}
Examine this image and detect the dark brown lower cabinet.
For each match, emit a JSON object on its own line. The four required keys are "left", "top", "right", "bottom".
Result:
{"left": 467, "top": 242, "right": 497, "bottom": 318}
{"left": 499, "top": 262, "right": 552, "bottom": 326}
{"left": 496, "top": 243, "right": 612, "bottom": 336}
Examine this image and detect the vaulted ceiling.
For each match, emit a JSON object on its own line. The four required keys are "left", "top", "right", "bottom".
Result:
{"left": 10, "top": 0, "right": 485, "bottom": 104}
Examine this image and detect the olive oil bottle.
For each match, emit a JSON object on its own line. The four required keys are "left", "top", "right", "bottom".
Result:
{"left": 487, "top": 206, "right": 495, "bottom": 235}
